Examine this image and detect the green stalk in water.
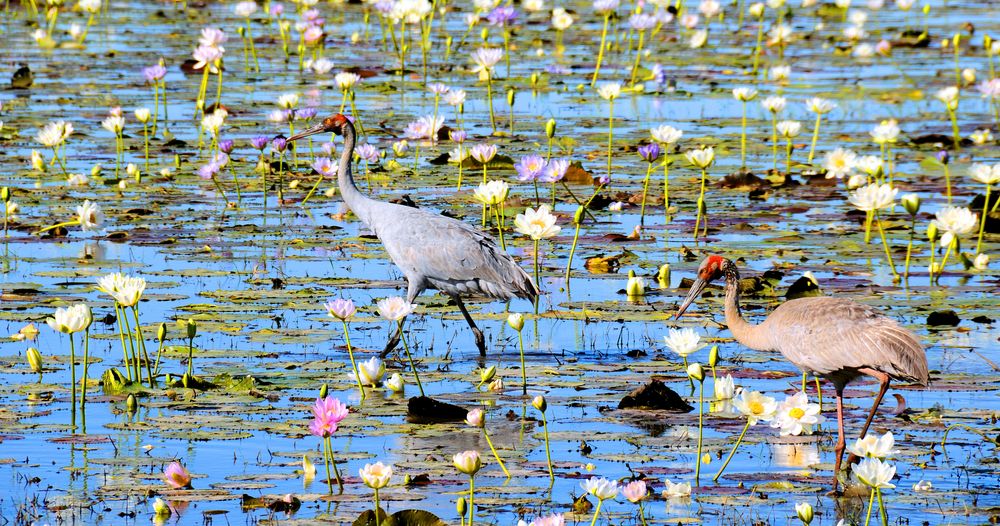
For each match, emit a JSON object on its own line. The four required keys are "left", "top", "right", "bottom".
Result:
{"left": 590, "top": 11, "right": 612, "bottom": 87}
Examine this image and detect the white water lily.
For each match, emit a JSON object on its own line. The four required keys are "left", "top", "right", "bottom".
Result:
{"left": 663, "top": 328, "right": 705, "bottom": 357}
{"left": 771, "top": 391, "right": 824, "bottom": 436}
{"left": 76, "top": 200, "right": 104, "bottom": 231}
{"left": 650, "top": 125, "right": 683, "bottom": 144}
{"left": 472, "top": 180, "right": 510, "bottom": 206}
{"left": 848, "top": 183, "right": 897, "bottom": 211}
{"left": 684, "top": 146, "right": 715, "bottom": 168}
{"left": 514, "top": 205, "right": 561, "bottom": 240}
{"left": 713, "top": 374, "right": 736, "bottom": 400}
{"left": 376, "top": 296, "right": 414, "bottom": 321}
{"left": 852, "top": 456, "right": 896, "bottom": 488}
{"left": 848, "top": 431, "right": 897, "bottom": 458}
{"left": 733, "top": 390, "right": 777, "bottom": 425}
{"left": 357, "top": 356, "right": 385, "bottom": 387}
{"left": 823, "top": 148, "right": 857, "bottom": 179}
{"left": 661, "top": 479, "right": 692, "bottom": 498}
{"left": 581, "top": 477, "right": 619, "bottom": 500}
{"left": 46, "top": 303, "right": 92, "bottom": 334}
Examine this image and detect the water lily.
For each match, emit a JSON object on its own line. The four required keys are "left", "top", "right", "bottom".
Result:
{"left": 360, "top": 462, "right": 392, "bottom": 526}
{"left": 716, "top": 390, "right": 777, "bottom": 481}
{"left": 309, "top": 396, "right": 348, "bottom": 493}
{"left": 771, "top": 392, "right": 824, "bottom": 436}
{"left": 163, "top": 461, "right": 192, "bottom": 489}
{"left": 582, "top": 476, "right": 619, "bottom": 526}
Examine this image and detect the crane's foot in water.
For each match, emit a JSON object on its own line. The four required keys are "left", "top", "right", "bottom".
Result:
{"left": 473, "top": 328, "right": 486, "bottom": 356}
{"left": 380, "top": 332, "right": 400, "bottom": 358}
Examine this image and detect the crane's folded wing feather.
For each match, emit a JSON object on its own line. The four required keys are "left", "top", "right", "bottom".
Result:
{"left": 762, "top": 297, "right": 928, "bottom": 385}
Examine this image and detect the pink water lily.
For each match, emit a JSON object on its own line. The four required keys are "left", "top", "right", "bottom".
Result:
{"left": 163, "top": 461, "right": 192, "bottom": 489}
{"left": 309, "top": 396, "right": 349, "bottom": 438}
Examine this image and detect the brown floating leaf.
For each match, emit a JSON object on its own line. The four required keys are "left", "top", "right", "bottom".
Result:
{"left": 405, "top": 396, "right": 468, "bottom": 424}
{"left": 618, "top": 380, "right": 694, "bottom": 412}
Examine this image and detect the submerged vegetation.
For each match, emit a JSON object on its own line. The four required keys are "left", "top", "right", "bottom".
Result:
{"left": 0, "top": 0, "right": 998, "bottom": 524}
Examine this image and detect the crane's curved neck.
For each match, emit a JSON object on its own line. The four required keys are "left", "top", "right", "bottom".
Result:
{"left": 723, "top": 263, "right": 770, "bottom": 351}
{"left": 337, "top": 121, "right": 374, "bottom": 225}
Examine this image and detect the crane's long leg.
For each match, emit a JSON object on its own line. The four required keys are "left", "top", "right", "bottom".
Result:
{"left": 832, "top": 386, "right": 846, "bottom": 494}
{"left": 843, "top": 368, "right": 892, "bottom": 467}
{"left": 452, "top": 295, "right": 487, "bottom": 356}
{"left": 856, "top": 368, "right": 891, "bottom": 439}
{"left": 380, "top": 321, "right": 403, "bottom": 358}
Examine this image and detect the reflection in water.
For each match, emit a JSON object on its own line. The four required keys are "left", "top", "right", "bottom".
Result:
{"left": 771, "top": 442, "right": 821, "bottom": 469}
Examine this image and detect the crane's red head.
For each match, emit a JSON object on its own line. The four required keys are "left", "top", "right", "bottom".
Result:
{"left": 287, "top": 113, "right": 351, "bottom": 141}
{"left": 675, "top": 255, "right": 729, "bottom": 318}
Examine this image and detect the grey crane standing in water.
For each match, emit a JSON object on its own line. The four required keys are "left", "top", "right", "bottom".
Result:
{"left": 676, "top": 255, "right": 928, "bottom": 493}
{"left": 287, "top": 114, "right": 539, "bottom": 356}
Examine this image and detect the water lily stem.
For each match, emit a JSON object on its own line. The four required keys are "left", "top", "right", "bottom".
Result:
{"left": 714, "top": 419, "right": 751, "bottom": 481}
{"left": 589, "top": 498, "right": 603, "bottom": 526}
{"left": 639, "top": 161, "right": 653, "bottom": 226}
{"left": 467, "top": 476, "right": 475, "bottom": 526}
{"left": 695, "top": 379, "right": 704, "bottom": 486}
{"left": 740, "top": 102, "right": 748, "bottom": 169}
{"left": 591, "top": 13, "right": 610, "bottom": 87}
{"left": 517, "top": 331, "right": 526, "bottom": 396}
{"left": 874, "top": 213, "right": 900, "bottom": 281}
{"left": 398, "top": 320, "right": 424, "bottom": 396}
{"left": 533, "top": 239, "right": 540, "bottom": 292}
{"left": 69, "top": 334, "right": 77, "bottom": 430}
{"left": 342, "top": 321, "right": 365, "bottom": 399}
{"left": 975, "top": 185, "right": 990, "bottom": 254}
{"left": 864, "top": 485, "right": 876, "bottom": 526}
{"left": 482, "top": 428, "right": 510, "bottom": 478}
{"left": 540, "top": 408, "right": 554, "bottom": 481}
{"left": 808, "top": 114, "right": 822, "bottom": 164}
{"left": 565, "top": 218, "right": 582, "bottom": 282}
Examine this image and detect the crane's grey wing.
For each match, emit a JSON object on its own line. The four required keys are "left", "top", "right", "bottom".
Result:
{"left": 762, "top": 297, "right": 928, "bottom": 385}
{"left": 371, "top": 206, "right": 538, "bottom": 300}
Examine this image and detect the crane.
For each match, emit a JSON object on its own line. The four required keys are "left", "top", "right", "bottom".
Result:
{"left": 287, "top": 114, "right": 538, "bottom": 357}
{"left": 675, "top": 255, "right": 928, "bottom": 492}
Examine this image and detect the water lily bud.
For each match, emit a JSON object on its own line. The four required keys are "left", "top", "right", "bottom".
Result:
{"left": 545, "top": 118, "right": 556, "bottom": 139}
{"left": 687, "top": 362, "right": 705, "bottom": 382}
{"left": 749, "top": 2, "right": 765, "bottom": 18}
{"left": 929, "top": 262, "right": 942, "bottom": 275}
{"left": 182, "top": 373, "right": 192, "bottom": 388}
{"left": 386, "top": 373, "right": 404, "bottom": 393}
{"left": 319, "top": 384, "right": 328, "bottom": 398}
{"left": 532, "top": 395, "right": 547, "bottom": 412}
{"left": 135, "top": 108, "right": 151, "bottom": 123}
{"left": 32, "top": 150, "right": 46, "bottom": 172}
{"left": 453, "top": 450, "right": 482, "bottom": 476}
{"left": 152, "top": 497, "right": 171, "bottom": 517}
{"left": 927, "top": 222, "right": 938, "bottom": 242}
{"left": 708, "top": 345, "right": 719, "bottom": 368}
{"left": 350, "top": 32, "right": 360, "bottom": 44}
{"left": 164, "top": 373, "right": 173, "bottom": 385}
{"left": 657, "top": 264, "right": 670, "bottom": 288}
{"left": 962, "top": 68, "right": 976, "bottom": 85}
{"left": 157, "top": 322, "right": 167, "bottom": 342}
{"left": 126, "top": 163, "right": 139, "bottom": 179}
{"left": 488, "top": 377, "right": 504, "bottom": 392}
{"left": 952, "top": 33, "right": 961, "bottom": 48}
{"left": 626, "top": 270, "right": 646, "bottom": 297}
{"left": 530, "top": 72, "right": 539, "bottom": 87}
{"left": 974, "top": 253, "right": 989, "bottom": 270}
{"left": 185, "top": 319, "right": 197, "bottom": 340}
{"left": 985, "top": 35, "right": 993, "bottom": 50}
{"left": 922, "top": 3, "right": 929, "bottom": 14}
{"left": 935, "top": 149, "right": 950, "bottom": 165}
{"left": 479, "top": 27, "right": 488, "bottom": 42}
{"left": 26, "top": 347, "right": 42, "bottom": 373}
{"left": 901, "top": 193, "right": 920, "bottom": 216}
{"left": 573, "top": 205, "right": 585, "bottom": 225}
{"left": 795, "top": 502, "right": 814, "bottom": 524}
{"left": 479, "top": 365, "right": 497, "bottom": 384}
{"left": 1, "top": 187, "right": 9, "bottom": 202}
{"left": 456, "top": 497, "right": 466, "bottom": 515}
{"left": 126, "top": 393, "right": 138, "bottom": 413}
{"left": 506, "top": 88, "right": 515, "bottom": 106}
{"left": 507, "top": 313, "right": 524, "bottom": 331}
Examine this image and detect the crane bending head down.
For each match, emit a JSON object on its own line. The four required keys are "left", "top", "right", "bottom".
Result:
{"left": 288, "top": 113, "right": 352, "bottom": 141}
{"left": 676, "top": 254, "right": 730, "bottom": 318}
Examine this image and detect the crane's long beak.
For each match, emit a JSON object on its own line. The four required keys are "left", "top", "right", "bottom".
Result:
{"left": 675, "top": 277, "right": 707, "bottom": 319}
{"left": 287, "top": 123, "right": 328, "bottom": 142}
